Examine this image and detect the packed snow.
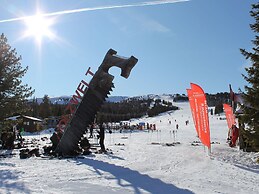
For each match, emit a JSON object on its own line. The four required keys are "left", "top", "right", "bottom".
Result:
{"left": 1, "top": 101, "right": 259, "bottom": 194}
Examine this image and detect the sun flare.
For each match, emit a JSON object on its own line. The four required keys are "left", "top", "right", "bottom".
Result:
{"left": 23, "top": 13, "right": 55, "bottom": 45}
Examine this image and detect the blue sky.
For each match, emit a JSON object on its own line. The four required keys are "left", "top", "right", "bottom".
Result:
{"left": 0, "top": 0, "right": 257, "bottom": 98}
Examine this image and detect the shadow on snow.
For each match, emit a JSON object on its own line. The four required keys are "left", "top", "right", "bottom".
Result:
{"left": 0, "top": 161, "right": 31, "bottom": 194}
{"left": 75, "top": 157, "right": 194, "bottom": 194}
{"left": 234, "top": 164, "right": 259, "bottom": 174}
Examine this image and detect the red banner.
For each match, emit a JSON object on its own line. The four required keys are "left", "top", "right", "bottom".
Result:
{"left": 190, "top": 83, "right": 211, "bottom": 149}
{"left": 223, "top": 103, "right": 236, "bottom": 129}
{"left": 186, "top": 89, "right": 199, "bottom": 137}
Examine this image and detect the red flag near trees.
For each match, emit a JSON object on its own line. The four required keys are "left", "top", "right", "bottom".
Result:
{"left": 190, "top": 83, "right": 211, "bottom": 149}
{"left": 223, "top": 103, "right": 236, "bottom": 130}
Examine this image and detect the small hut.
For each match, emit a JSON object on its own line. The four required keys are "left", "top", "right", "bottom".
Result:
{"left": 6, "top": 115, "right": 43, "bottom": 133}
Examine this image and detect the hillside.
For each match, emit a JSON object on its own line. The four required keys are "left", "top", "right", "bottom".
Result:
{"left": 27, "top": 93, "right": 229, "bottom": 120}
{"left": 1, "top": 100, "right": 258, "bottom": 194}
{"left": 30, "top": 92, "right": 229, "bottom": 105}
{"left": 97, "top": 94, "right": 178, "bottom": 122}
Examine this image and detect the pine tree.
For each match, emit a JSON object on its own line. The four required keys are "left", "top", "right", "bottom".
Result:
{"left": 240, "top": 3, "right": 259, "bottom": 151}
{"left": 0, "top": 33, "right": 34, "bottom": 121}
{"left": 31, "top": 97, "right": 39, "bottom": 117}
{"left": 214, "top": 104, "right": 223, "bottom": 115}
{"left": 39, "top": 95, "right": 51, "bottom": 118}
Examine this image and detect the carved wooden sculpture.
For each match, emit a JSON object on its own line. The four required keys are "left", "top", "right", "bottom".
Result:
{"left": 55, "top": 49, "right": 138, "bottom": 155}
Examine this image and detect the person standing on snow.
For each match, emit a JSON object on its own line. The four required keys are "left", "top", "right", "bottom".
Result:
{"left": 97, "top": 123, "right": 106, "bottom": 152}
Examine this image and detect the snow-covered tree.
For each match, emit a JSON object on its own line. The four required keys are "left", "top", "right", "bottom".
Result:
{"left": 0, "top": 33, "right": 34, "bottom": 121}
{"left": 240, "top": 3, "right": 259, "bottom": 151}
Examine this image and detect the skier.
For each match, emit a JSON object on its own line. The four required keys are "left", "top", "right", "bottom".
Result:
{"left": 176, "top": 124, "right": 179, "bottom": 130}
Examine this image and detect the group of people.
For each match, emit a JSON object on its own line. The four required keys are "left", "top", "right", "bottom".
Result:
{"left": 146, "top": 123, "right": 156, "bottom": 130}
{"left": 47, "top": 122, "right": 107, "bottom": 156}
{"left": 0, "top": 124, "right": 24, "bottom": 150}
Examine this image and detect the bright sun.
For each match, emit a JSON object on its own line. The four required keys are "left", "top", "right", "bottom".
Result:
{"left": 23, "top": 13, "right": 55, "bottom": 45}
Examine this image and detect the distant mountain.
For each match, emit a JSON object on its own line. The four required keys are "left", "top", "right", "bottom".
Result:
{"left": 30, "top": 95, "right": 129, "bottom": 105}
{"left": 105, "top": 96, "right": 128, "bottom": 103}
{"left": 31, "top": 96, "right": 71, "bottom": 105}
{"left": 30, "top": 93, "right": 183, "bottom": 105}
{"left": 30, "top": 92, "right": 228, "bottom": 106}
{"left": 126, "top": 94, "right": 175, "bottom": 102}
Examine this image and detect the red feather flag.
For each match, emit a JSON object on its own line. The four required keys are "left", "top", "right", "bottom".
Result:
{"left": 189, "top": 83, "right": 211, "bottom": 149}
{"left": 223, "top": 103, "right": 236, "bottom": 129}
{"left": 186, "top": 89, "right": 199, "bottom": 137}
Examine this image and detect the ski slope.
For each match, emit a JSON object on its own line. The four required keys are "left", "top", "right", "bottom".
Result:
{"left": 0, "top": 101, "right": 259, "bottom": 194}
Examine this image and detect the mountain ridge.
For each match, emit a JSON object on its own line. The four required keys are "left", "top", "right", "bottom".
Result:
{"left": 30, "top": 93, "right": 183, "bottom": 105}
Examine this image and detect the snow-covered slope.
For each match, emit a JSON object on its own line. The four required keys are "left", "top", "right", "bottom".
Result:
{"left": 1, "top": 101, "right": 258, "bottom": 194}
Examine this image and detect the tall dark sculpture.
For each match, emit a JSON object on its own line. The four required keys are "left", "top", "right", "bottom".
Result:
{"left": 55, "top": 49, "right": 138, "bottom": 155}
